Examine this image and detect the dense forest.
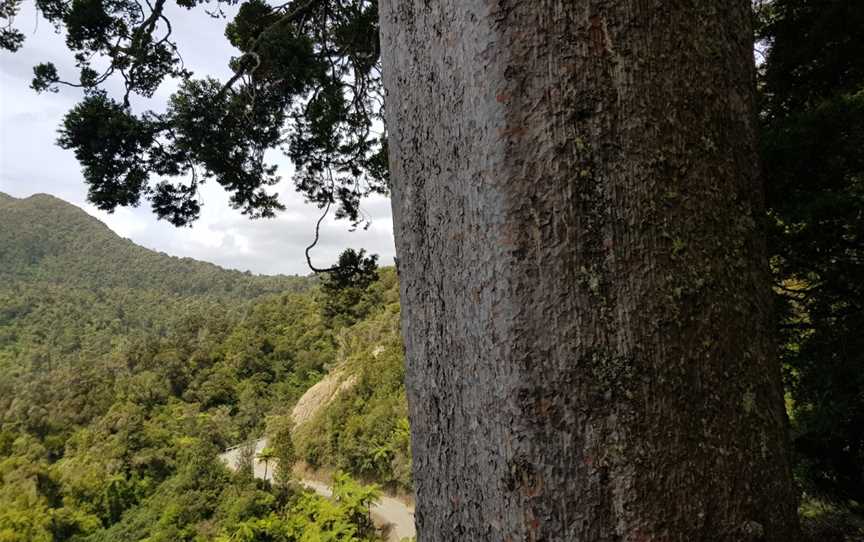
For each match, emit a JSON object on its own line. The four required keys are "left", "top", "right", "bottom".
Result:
{"left": 0, "top": 193, "right": 409, "bottom": 541}
{"left": 757, "top": 2, "right": 864, "bottom": 537}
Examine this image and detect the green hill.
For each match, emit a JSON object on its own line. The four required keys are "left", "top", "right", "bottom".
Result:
{"left": 0, "top": 192, "right": 309, "bottom": 297}
{"left": 0, "top": 192, "right": 319, "bottom": 383}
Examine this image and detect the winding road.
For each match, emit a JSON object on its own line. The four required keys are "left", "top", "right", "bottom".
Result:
{"left": 219, "top": 439, "right": 415, "bottom": 541}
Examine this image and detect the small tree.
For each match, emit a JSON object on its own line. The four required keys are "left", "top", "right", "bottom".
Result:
{"left": 236, "top": 441, "right": 257, "bottom": 481}
{"left": 256, "top": 447, "right": 276, "bottom": 481}
{"left": 268, "top": 415, "right": 297, "bottom": 486}
{"left": 319, "top": 249, "right": 379, "bottom": 327}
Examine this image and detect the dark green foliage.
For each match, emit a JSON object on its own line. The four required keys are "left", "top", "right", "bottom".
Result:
{"left": 322, "top": 249, "right": 379, "bottom": 292}
{"left": 758, "top": 0, "right": 864, "bottom": 511}
{"left": 58, "top": 93, "right": 154, "bottom": 212}
{"left": 757, "top": 0, "right": 864, "bottom": 115}
{"left": 6, "top": 0, "right": 385, "bottom": 229}
{"left": 0, "top": 0, "right": 24, "bottom": 51}
{"left": 320, "top": 249, "right": 379, "bottom": 326}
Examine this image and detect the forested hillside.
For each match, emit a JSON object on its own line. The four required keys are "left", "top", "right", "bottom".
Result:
{"left": 0, "top": 193, "right": 408, "bottom": 541}
{"left": 0, "top": 193, "right": 307, "bottom": 296}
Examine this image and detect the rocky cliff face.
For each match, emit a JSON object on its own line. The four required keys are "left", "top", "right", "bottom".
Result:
{"left": 292, "top": 369, "right": 357, "bottom": 428}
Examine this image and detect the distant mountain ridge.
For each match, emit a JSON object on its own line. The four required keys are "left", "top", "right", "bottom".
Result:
{"left": 0, "top": 192, "right": 310, "bottom": 297}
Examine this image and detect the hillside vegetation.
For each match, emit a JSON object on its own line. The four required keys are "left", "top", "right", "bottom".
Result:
{"left": 292, "top": 271, "right": 410, "bottom": 492}
{"left": 0, "top": 193, "right": 307, "bottom": 296}
{"left": 0, "top": 193, "right": 408, "bottom": 541}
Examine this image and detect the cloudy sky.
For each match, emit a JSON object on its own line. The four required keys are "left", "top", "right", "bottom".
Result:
{"left": 0, "top": 3, "right": 395, "bottom": 276}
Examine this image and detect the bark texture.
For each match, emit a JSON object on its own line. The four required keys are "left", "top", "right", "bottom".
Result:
{"left": 379, "top": 1, "right": 800, "bottom": 540}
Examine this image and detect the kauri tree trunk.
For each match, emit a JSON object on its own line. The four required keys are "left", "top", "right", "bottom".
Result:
{"left": 379, "top": 1, "right": 800, "bottom": 540}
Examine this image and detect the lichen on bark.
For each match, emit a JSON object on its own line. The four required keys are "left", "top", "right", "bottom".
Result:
{"left": 379, "top": 0, "right": 801, "bottom": 540}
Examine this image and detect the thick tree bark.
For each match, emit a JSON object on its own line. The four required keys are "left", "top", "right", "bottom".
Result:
{"left": 379, "top": 1, "right": 800, "bottom": 540}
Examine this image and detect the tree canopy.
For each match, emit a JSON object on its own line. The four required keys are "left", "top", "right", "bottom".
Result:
{"left": 757, "top": 0, "right": 864, "bottom": 508}
{"left": 1, "top": 0, "right": 384, "bottom": 229}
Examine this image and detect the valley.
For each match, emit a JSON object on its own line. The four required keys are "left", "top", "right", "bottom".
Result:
{"left": 0, "top": 192, "right": 411, "bottom": 541}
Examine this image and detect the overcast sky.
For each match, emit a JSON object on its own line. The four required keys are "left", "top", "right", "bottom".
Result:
{"left": 0, "top": 3, "right": 395, "bottom": 276}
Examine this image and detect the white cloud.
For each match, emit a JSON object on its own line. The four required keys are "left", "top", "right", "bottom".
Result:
{"left": 0, "top": 4, "right": 395, "bottom": 276}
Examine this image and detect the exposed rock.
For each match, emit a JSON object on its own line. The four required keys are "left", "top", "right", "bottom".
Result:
{"left": 291, "top": 370, "right": 357, "bottom": 427}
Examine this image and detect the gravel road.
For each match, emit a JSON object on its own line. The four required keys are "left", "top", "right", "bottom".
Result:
{"left": 219, "top": 439, "right": 415, "bottom": 541}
